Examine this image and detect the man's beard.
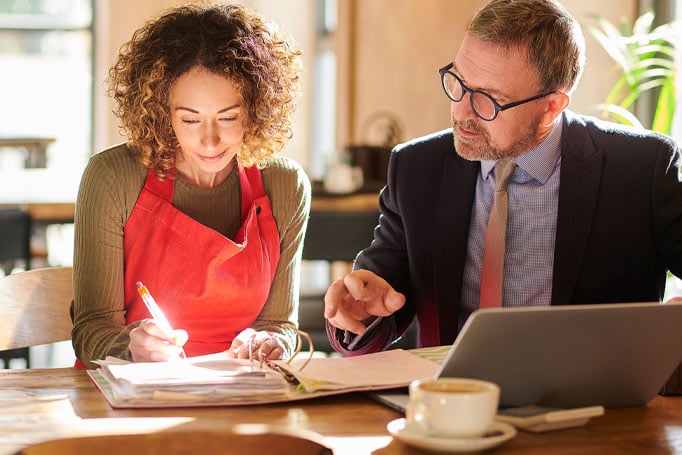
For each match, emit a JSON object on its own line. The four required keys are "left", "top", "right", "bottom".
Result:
{"left": 452, "top": 114, "right": 542, "bottom": 161}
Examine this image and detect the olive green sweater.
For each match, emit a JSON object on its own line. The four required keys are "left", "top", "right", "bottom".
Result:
{"left": 71, "top": 144, "right": 310, "bottom": 368}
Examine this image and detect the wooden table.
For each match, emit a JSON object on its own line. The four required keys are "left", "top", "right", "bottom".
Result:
{"left": 0, "top": 138, "right": 55, "bottom": 168}
{"left": 0, "top": 202, "right": 75, "bottom": 224}
{"left": 311, "top": 192, "right": 379, "bottom": 212}
{"left": 1, "top": 368, "right": 681, "bottom": 454}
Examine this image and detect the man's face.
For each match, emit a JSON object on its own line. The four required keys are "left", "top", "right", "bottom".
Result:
{"left": 450, "top": 34, "right": 548, "bottom": 161}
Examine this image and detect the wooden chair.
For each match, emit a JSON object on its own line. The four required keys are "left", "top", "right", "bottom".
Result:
{"left": 0, "top": 267, "right": 73, "bottom": 367}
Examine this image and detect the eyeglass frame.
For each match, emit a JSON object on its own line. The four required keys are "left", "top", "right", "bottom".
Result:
{"left": 438, "top": 62, "right": 556, "bottom": 121}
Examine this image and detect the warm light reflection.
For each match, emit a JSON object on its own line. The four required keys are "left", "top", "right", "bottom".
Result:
{"left": 0, "top": 391, "right": 195, "bottom": 442}
{"left": 664, "top": 425, "right": 682, "bottom": 450}
{"left": 77, "top": 417, "right": 195, "bottom": 435}
{"left": 26, "top": 395, "right": 195, "bottom": 437}
{"left": 323, "top": 436, "right": 392, "bottom": 455}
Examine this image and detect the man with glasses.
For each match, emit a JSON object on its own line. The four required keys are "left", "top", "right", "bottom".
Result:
{"left": 324, "top": 0, "right": 682, "bottom": 355}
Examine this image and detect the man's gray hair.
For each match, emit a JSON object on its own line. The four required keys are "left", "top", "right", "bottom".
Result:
{"left": 468, "top": 0, "right": 586, "bottom": 93}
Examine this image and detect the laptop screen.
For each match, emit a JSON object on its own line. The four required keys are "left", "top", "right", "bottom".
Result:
{"left": 436, "top": 302, "right": 682, "bottom": 408}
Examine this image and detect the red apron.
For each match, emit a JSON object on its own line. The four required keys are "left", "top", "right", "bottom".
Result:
{"left": 76, "top": 164, "right": 280, "bottom": 366}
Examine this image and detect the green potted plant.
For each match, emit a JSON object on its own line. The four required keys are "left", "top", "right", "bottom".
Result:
{"left": 584, "top": 11, "right": 681, "bottom": 302}
{"left": 583, "top": 10, "right": 680, "bottom": 135}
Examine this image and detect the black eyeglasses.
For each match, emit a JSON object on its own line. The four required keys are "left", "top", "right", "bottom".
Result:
{"left": 439, "top": 62, "right": 555, "bottom": 121}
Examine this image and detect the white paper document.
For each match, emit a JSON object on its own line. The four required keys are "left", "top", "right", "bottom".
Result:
{"left": 95, "top": 352, "right": 289, "bottom": 402}
{"left": 271, "top": 349, "right": 439, "bottom": 392}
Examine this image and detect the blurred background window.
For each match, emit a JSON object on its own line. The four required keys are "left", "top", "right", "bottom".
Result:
{"left": 0, "top": 0, "right": 92, "bottom": 172}
{"left": 309, "top": 0, "right": 337, "bottom": 180}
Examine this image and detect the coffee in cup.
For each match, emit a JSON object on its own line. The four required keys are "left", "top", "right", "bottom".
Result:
{"left": 405, "top": 377, "right": 500, "bottom": 439}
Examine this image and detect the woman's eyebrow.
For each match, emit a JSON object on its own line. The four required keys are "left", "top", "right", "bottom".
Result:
{"left": 217, "top": 103, "right": 241, "bottom": 113}
{"left": 174, "top": 103, "right": 241, "bottom": 114}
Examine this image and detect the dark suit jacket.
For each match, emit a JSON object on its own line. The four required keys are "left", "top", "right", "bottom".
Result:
{"left": 329, "top": 111, "right": 682, "bottom": 354}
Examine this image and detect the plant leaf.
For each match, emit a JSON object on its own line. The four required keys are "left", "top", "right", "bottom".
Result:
{"left": 632, "top": 10, "right": 655, "bottom": 35}
{"left": 596, "top": 103, "right": 645, "bottom": 129}
{"left": 584, "top": 10, "right": 679, "bottom": 133}
{"left": 651, "top": 77, "right": 677, "bottom": 134}
{"left": 583, "top": 24, "right": 630, "bottom": 70}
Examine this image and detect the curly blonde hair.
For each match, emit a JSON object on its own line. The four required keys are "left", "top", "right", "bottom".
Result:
{"left": 107, "top": 3, "right": 302, "bottom": 179}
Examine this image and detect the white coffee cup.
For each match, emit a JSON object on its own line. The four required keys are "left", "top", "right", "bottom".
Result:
{"left": 405, "top": 377, "right": 500, "bottom": 439}
{"left": 323, "top": 163, "right": 364, "bottom": 194}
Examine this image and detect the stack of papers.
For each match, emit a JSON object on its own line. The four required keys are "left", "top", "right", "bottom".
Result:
{"left": 88, "top": 348, "right": 441, "bottom": 408}
{"left": 94, "top": 352, "right": 290, "bottom": 404}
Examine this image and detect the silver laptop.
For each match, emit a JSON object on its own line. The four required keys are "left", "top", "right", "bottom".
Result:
{"left": 371, "top": 302, "right": 682, "bottom": 410}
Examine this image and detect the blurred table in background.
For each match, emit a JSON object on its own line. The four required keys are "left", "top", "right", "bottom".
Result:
{"left": 311, "top": 191, "right": 379, "bottom": 213}
{"left": 310, "top": 179, "right": 381, "bottom": 211}
{"left": 0, "top": 137, "right": 55, "bottom": 168}
{"left": 0, "top": 202, "right": 75, "bottom": 224}
{"left": 0, "top": 169, "right": 79, "bottom": 266}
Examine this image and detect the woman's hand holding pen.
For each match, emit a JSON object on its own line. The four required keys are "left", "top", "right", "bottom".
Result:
{"left": 129, "top": 319, "right": 189, "bottom": 362}
{"left": 227, "top": 328, "right": 284, "bottom": 361}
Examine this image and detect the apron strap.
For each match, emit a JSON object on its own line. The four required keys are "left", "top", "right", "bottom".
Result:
{"left": 238, "top": 164, "right": 267, "bottom": 222}
{"left": 142, "top": 168, "right": 175, "bottom": 202}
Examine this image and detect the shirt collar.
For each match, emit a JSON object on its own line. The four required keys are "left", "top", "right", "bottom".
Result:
{"left": 481, "top": 118, "right": 563, "bottom": 185}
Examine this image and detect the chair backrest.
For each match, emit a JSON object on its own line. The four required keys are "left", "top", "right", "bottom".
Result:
{"left": 0, "top": 207, "right": 32, "bottom": 273}
{"left": 0, "top": 266, "right": 74, "bottom": 350}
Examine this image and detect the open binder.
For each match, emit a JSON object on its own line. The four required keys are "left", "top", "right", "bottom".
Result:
{"left": 88, "top": 348, "right": 441, "bottom": 408}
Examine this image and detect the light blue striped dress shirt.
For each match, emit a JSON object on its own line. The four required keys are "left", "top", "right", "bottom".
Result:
{"left": 458, "top": 120, "right": 563, "bottom": 329}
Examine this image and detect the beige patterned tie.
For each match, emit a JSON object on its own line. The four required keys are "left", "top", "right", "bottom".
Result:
{"left": 479, "top": 159, "right": 517, "bottom": 308}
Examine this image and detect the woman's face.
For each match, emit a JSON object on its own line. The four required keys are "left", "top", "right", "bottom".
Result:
{"left": 169, "top": 65, "right": 245, "bottom": 188}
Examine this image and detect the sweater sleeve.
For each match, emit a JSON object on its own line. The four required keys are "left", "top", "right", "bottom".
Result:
{"left": 252, "top": 157, "right": 311, "bottom": 358}
{"left": 71, "top": 145, "right": 146, "bottom": 368}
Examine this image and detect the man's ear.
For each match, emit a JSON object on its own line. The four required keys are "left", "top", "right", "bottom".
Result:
{"left": 540, "top": 92, "right": 570, "bottom": 128}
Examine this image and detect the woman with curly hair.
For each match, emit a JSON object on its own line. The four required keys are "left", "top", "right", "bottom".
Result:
{"left": 71, "top": 3, "right": 309, "bottom": 368}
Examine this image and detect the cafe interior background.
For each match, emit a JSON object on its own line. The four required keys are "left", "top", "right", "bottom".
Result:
{"left": 0, "top": 0, "right": 680, "bottom": 368}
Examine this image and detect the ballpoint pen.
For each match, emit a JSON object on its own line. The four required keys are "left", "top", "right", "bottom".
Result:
{"left": 136, "top": 281, "right": 186, "bottom": 359}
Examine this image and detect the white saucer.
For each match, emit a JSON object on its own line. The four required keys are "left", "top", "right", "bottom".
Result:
{"left": 387, "top": 418, "right": 517, "bottom": 453}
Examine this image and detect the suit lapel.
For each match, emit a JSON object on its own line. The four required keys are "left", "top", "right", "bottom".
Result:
{"left": 552, "top": 114, "right": 604, "bottom": 304}
{"left": 433, "top": 154, "right": 478, "bottom": 344}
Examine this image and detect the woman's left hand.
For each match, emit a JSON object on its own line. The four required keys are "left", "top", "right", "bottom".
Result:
{"left": 227, "top": 328, "right": 285, "bottom": 360}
